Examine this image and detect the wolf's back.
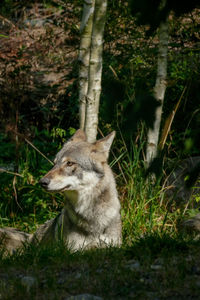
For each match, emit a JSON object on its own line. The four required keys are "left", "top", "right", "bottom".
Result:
{"left": 0, "top": 227, "right": 31, "bottom": 253}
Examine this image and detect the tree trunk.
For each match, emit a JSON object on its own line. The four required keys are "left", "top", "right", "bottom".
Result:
{"left": 84, "top": 0, "right": 107, "bottom": 143}
{"left": 78, "top": 0, "right": 107, "bottom": 142}
{"left": 78, "top": 0, "right": 95, "bottom": 130}
{"left": 146, "top": 20, "right": 169, "bottom": 166}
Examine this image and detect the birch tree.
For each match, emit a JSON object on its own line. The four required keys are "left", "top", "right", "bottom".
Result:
{"left": 146, "top": 20, "right": 169, "bottom": 166}
{"left": 78, "top": 0, "right": 107, "bottom": 143}
{"left": 79, "top": 0, "right": 95, "bottom": 131}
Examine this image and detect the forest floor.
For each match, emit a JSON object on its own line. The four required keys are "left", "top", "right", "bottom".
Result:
{"left": 1, "top": 237, "right": 200, "bottom": 299}
{"left": 0, "top": 3, "right": 200, "bottom": 300}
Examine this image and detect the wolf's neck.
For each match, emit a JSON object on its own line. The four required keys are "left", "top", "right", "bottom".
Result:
{"left": 63, "top": 183, "right": 104, "bottom": 216}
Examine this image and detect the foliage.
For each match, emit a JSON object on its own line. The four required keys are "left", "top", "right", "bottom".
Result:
{"left": 129, "top": 0, "right": 200, "bottom": 33}
{"left": 0, "top": 5, "right": 199, "bottom": 299}
{"left": 0, "top": 0, "right": 199, "bottom": 159}
{"left": 0, "top": 130, "right": 64, "bottom": 232}
{"left": 102, "top": 3, "right": 200, "bottom": 159}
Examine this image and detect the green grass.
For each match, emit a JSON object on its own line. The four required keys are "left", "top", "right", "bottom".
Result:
{"left": 0, "top": 133, "right": 200, "bottom": 299}
{"left": 115, "top": 136, "right": 179, "bottom": 245}
{"left": 0, "top": 236, "right": 200, "bottom": 299}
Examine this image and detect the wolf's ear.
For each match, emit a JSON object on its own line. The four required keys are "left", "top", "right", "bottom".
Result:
{"left": 71, "top": 129, "right": 87, "bottom": 142}
{"left": 94, "top": 131, "right": 116, "bottom": 159}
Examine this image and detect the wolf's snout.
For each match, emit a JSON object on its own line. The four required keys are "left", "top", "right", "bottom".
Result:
{"left": 39, "top": 177, "right": 50, "bottom": 188}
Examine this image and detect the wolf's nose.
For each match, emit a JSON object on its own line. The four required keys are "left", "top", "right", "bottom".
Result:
{"left": 39, "top": 177, "right": 50, "bottom": 188}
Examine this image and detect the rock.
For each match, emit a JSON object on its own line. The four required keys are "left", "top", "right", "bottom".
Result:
{"left": 150, "top": 264, "right": 163, "bottom": 271}
{"left": 65, "top": 294, "right": 103, "bottom": 300}
{"left": 21, "top": 276, "right": 37, "bottom": 291}
{"left": 146, "top": 292, "right": 160, "bottom": 300}
{"left": 195, "top": 278, "right": 200, "bottom": 288}
{"left": 191, "top": 265, "right": 200, "bottom": 275}
{"left": 125, "top": 259, "right": 141, "bottom": 271}
{"left": 0, "top": 227, "right": 31, "bottom": 254}
{"left": 74, "top": 272, "right": 82, "bottom": 279}
{"left": 57, "top": 276, "right": 67, "bottom": 285}
{"left": 150, "top": 258, "right": 164, "bottom": 271}
{"left": 182, "top": 213, "right": 200, "bottom": 233}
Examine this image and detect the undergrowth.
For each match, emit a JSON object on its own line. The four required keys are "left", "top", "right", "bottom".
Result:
{"left": 0, "top": 130, "right": 200, "bottom": 299}
{"left": 0, "top": 128, "right": 194, "bottom": 241}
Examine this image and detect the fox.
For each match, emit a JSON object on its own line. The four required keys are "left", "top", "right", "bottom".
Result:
{"left": 0, "top": 129, "right": 122, "bottom": 253}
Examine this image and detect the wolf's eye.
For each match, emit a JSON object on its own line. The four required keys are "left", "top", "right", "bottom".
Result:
{"left": 66, "top": 161, "right": 74, "bottom": 167}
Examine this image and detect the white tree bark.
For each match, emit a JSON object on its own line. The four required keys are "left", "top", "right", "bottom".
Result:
{"left": 78, "top": 0, "right": 95, "bottom": 130}
{"left": 146, "top": 20, "right": 169, "bottom": 166}
{"left": 84, "top": 0, "right": 107, "bottom": 143}
{"left": 78, "top": 0, "right": 107, "bottom": 142}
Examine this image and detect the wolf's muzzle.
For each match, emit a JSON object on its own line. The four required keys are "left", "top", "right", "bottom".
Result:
{"left": 39, "top": 177, "right": 50, "bottom": 189}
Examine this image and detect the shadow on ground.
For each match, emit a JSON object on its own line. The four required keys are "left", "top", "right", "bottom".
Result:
{"left": 1, "top": 233, "right": 200, "bottom": 299}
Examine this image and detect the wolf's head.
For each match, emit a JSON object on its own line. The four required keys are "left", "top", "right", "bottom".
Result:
{"left": 39, "top": 129, "right": 115, "bottom": 192}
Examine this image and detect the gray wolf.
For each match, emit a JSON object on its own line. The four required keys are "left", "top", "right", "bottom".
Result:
{"left": 164, "top": 156, "right": 200, "bottom": 235}
{"left": 164, "top": 156, "right": 200, "bottom": 207}
{"left": 0, "top": 129, "right": 122, "bottom": 253}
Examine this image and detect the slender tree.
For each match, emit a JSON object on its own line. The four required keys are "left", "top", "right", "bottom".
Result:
{"left": 84, "top": 0, "right": 107, "bottom": 142}
{"left": 146, "top": 19, "right": 169, "bottom": 165}
{"left": 129, "top": 0, "right": 199, "bottom": 166}
{"left": 78, "top": 0, "right": 95, "bottom": 131}
{"left": 78, "top": 0, "right": 107, "bottom": 142}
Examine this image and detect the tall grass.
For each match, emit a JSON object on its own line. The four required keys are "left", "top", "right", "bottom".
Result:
{"left": 111, "top": 128, "right": 182, "bottom": 246}
{"left": 0, "top": 130, "right": 199, "bottom": 300}
{"left": 0, "top": 133, "right": 63, "bottom": 232}
{"left": 0, "top": 129, "right": 194, "bottom": 243}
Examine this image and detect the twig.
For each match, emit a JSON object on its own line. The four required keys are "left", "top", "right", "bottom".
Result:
{"left": 51, "top": 0, "right": 69, "bottom": 8}
{"left": 0, "top": 15, "right": 16, "bottom": 28}
{"left": 13, "top": 175, "right": 23, "bottom": 211}
{"left": 159, "top": 85, "right": 187, "bottom": 150}
{"left": 0, "top": 168, "right": 23, "bottom": 177}
{"left": 109, "top": 65, "right": 119, "bottom": 80}
{"left": 10, "top": 130, "right": 54, "bottom": 166}
{"left": 24, "top": 137, "right": 54, "bottom": 165}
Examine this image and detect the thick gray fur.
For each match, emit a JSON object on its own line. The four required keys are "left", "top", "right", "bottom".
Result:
{"left": 164, "top": 156, "right": 200, "bottom": 207}
{"left": 164, "top": 156, "right": 200, "bottom": 235}
{"left": 0, "top": 129, "right": 122, "bottom": 253}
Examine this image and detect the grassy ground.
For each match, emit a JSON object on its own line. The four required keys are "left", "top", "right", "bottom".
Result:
{"left": 1, "top": 235, "right": 200, "bottom": 299}
{"left": 0, "top": 134, "right": 200, "bottom": 299}
{"left": 0, "top": 2, "right": 200, "bottom": 298}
